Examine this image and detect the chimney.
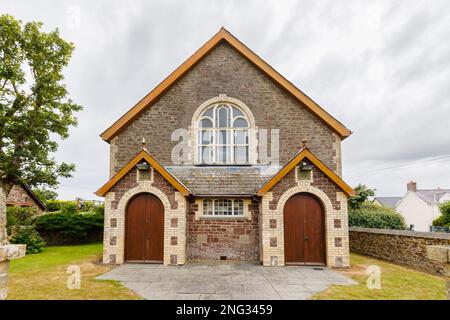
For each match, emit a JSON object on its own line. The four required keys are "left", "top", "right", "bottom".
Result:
{"left": 407, "top": 181, "right": 417, "bottom": 192}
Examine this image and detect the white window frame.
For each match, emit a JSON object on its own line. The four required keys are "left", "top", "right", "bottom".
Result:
{"left": 196, "top": 103, "right": 251, "bottom": 165}
{"left": 195, "top": 198, "right": 251, "bottom": 220}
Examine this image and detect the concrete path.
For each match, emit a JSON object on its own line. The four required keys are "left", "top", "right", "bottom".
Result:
{"left": 97, "top": 261, "right": 356, "bottom": 300}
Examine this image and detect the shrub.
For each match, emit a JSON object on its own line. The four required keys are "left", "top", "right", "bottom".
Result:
{"left": 45, "top": 200, "right": 64, "bottom": 212}
{"left": 45, "top": 200, "right": 78, "bottom": 213}
{"left": 432, "top": 201, "right": 450, "bottom": 227}
{"left": 349, "top": 203, "right": 406, "bottom": 230}
{"left": 33, "top": 211, "right": 104, "bottom": 239}
{"left": 44, "top": 199, "right": 104, "bottom": 214}
{"left": 9, "top": 226, "right": 46, "bottom": 254}
{"left": 6, "top": 206, "right": 36, "bottom": 226}
{"left": 6, "top": 206, "right": 38, "bottom": 235}
{"left": 94, "top": 203, "right": 104, "bottom": 216}
{"left": 77, "top": 200, "right": 94, "bottom": 212}
{"left": 60, "top": 201, "right": 78, "bottom": 214}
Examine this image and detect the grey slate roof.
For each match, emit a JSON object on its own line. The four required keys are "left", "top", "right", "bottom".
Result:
{"left": 373, "top": 197, "right": 402, "bottom": 209}
{"left": 415, "top": 189, "right": 450, "bottom": 205}
{"left": 166, "top": 166, "right": 280, "bottom": 196}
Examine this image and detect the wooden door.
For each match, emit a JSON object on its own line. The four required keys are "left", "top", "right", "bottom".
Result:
{"left": 125, "top": 193, "right": 164, "bottom": 263}
{"left": 284, "top": 193, "right": 325, "bottom": 265}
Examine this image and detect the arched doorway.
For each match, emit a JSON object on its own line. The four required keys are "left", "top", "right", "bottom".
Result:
{"left": 284, "top": 193, "right": 325, "bottom": 265}
{"left": 125, "top": 193, "right": 164, "bottom": 263}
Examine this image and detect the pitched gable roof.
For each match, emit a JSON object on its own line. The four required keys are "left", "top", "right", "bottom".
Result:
{"left": 414, "top": 189, "right": 450, "bottom": 205}
{"left": 257, "top": 148, "right": 355, "bottom": 197}
{"left": 95, "top": 149, "right": 191, "bottom": 197}
{"left": 373, "top": 197, "right": 402, "bottom": 209}
{"left": 100, "top": 27, "right": 352, "bottom": 142}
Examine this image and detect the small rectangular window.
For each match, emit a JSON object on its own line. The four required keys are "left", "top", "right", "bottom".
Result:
{"left": 202, "top": 199, "right": 244, "bottom": 217}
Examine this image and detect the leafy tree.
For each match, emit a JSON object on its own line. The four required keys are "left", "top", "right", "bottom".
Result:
{"left": 432, "top": 201, "right": 450, "bottom": 227}
{"left": 348, "top": 184, "right": 376, "bottom": 210}
{"left": 0, "top": 15, "right": 81, "bottom": 244}
{"left": 32, "top": 188, "right": 58, "bottom": 203}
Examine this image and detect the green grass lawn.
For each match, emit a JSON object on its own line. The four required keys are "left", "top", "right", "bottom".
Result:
{"left": 313, "top": 253, "right": 447, "bottom": 300}
{"left": 7, "top": 243, "right": 140, "bottom": 300}
{"left": 7, "top": 244, "right": 447, "bottom": 300}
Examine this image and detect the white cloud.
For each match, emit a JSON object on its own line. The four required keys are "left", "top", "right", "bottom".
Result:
{"left": 1, "top": 0, "right": 449, "bottom": 199}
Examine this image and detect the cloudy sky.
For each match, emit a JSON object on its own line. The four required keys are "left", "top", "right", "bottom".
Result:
{"left": 1, "top": 0, "right": 450, "bottom": 200}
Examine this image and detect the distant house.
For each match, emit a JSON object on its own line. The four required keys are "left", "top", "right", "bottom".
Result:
{"left": 395, "top": 181, "right": 450, "bottom": 232}
{"left": 372, "top": 197, "right": 402, "bottom": 209}
{"left": 6, "top": 183, "right": 46, "bottom": 214}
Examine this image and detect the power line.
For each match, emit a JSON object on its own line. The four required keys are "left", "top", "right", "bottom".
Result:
{"left": 346, "top": 154, "right": 450, "bottom": 178}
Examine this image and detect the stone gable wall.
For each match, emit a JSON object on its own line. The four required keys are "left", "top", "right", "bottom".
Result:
{"left": 110, "top": 43, "right": 341, "bottom": 176}
{"left": 109, "top": 169, "right": 178, "bottom": 210}
{"left": 6, "top": 185, "right": 43, "bottom": 214}
{"left": 268, "top": 161, "right": 342, "bottom": 211}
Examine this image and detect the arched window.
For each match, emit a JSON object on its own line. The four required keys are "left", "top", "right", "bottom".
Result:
{"left": 197, "top": 103, "right": 250, "bottom": 164}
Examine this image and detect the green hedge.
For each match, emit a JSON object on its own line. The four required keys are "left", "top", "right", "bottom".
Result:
{"left": 349, "top": 203, "right": 406, "bottom": 230}
{"left": 7, "top": 204, "right": 105, "bottom": 251}
{"left": 33, "top": 211, "right": 104, "bottom": 239}
{"left": 45, "top": 200, "right": 67, "bottom": 212}
{"left": 44, "top": 200, "right": 104, "bottom": 215}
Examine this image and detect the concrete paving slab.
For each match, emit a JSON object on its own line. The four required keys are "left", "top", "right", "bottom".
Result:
{"left": 97, "top": 262, "right": 356, "bottom": 300}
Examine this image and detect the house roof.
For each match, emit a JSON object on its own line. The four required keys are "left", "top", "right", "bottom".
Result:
{"left": 373, "top": 197, "right": 401, "bottom": 209}
{"left": 96, "top": 147, "right": 353, "bottom": 198}
{"left": 95, "top": 149, "right": 191, "bottom": 197}
{"left": 414, "top": 189, "right": 450, "bottom": 205}
{"left": 257, "top": 147, "right": 355, "bottom": 197}
{"left": 166, "top": 165, "right": 277, "bottom": 196}
{"left": 100, "top": 27, "right": 352, "bottom": 142}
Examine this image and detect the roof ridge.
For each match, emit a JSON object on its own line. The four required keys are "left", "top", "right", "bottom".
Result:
{"left": 100, "top": 28, "right": 352, "bottom": 142}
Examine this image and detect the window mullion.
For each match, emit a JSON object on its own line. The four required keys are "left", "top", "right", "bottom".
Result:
{"left": 212, "top": 128, "right": 216, "bottom": 164}
{"left": 231, "top": 129, "right": 235, "bottom": 164}
{"left": 197, "top": 102, "right": 250, "bottom": 165}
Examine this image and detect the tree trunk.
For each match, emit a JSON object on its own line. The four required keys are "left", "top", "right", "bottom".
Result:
{"left": 0, "top": 180, "right": 12, "bottom": 246}
{"left": 0, "top": 180, "right": 23, "bottom": 301}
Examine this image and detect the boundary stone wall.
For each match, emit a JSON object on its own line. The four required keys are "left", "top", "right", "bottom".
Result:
{"left": 349, "top": 227, "right": 450, "bottom": 275}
